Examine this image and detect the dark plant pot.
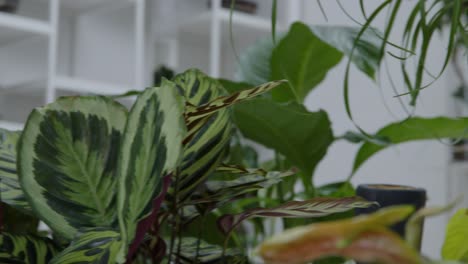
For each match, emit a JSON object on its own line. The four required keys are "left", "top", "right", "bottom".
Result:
{"left": 356, "top": 184, "right": 427, "bottom": 239}
{"left": 0, "top": 0, "right": 19, "bottom": 13}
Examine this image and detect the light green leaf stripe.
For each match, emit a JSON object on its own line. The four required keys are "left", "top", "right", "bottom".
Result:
{"left": 18, "top": 96, "right": 128, "bottom": 240}
{"left": 172, "top": 69, "right": 232, "bottom": 202}
{"left": 0, "top": 128, "right": 32, "bottom": 213}
{"left": 0, "top": 232, "right": 58, "bottom": 263}
{"left": 50, "top": 228, "right": 121, "bottom": 264}
{"left": 117, "top": 80, "right": 186, "bottom": 249}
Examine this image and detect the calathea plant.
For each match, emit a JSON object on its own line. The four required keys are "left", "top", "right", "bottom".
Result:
{"left": 0, "top": 69, "right": 376, "bottom": 263}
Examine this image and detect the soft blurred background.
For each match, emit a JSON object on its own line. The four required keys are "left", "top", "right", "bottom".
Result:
{"left": 0, "top": 0, "right": 465, "bottom": 259}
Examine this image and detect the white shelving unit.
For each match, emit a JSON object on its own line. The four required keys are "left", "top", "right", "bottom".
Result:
{"left": 152, "top": 0, "right": 302, "bottom": 80}
{"left": 0, "top": 0, "right": 146, "bottom": 129}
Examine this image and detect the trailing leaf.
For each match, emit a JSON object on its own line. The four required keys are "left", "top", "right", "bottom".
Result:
{"left": 189, "top": 164, "right": 295, "bottom": 210}
{"left": 172, "top": 69, "right": 232, "bottom": 202}
{"left": 271, "top": 22, "right": 343, "bottom": 103}
{"left": 442, "top": 208, "right": 468, "bottom": 261}
{"left": 18, "top": 96, "right": 128, "bottom": 240}
{"left": 117, "top": 81, "right": 186, "bottom": 251}
{"left": 352, "top": 117, "right": 468, "bottom": 175}
{"left": 231, "top": 98, "right": 333, "bottom": 192}
{"left": 218, "top": 197, "right": 378, "bottom": 235}
{"left": 0, "top": 128, "right": 31, "bottom": 213}
{"left": 0, "top": 232, "right": 59, "bottom": 263}
{"left": 257, "top": 206, "right": 420, "bottom": 264}
{"left": 50, "top": 228, "right": 122, "bottom": 264}
{"left": 173, "top": 237, "right": 247, "bottom": 264}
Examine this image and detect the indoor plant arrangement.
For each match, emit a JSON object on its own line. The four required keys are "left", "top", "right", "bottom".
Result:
{"left": 1, "top": 0, "right": 468, "bottom": 263}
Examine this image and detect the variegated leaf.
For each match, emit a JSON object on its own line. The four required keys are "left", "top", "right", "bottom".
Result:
{"left": 174, "top": 237, "right": 247, "bottom": 264}
{"left": 0, "top": 232, "right": 59, "bottom": 263}
{"left": 117, "top": 81, "right": 186, "bottom": 250}
{"left": 184, "top": 79, "right": 286, "bottom": 124}
{"left": 0, "top": 128, "right": 32, "bottom": 213}
{"left": 189, "top": 165, "right": 295, "bottom": 211}
{"left": 50, "top": 228, "right": 122, "bottom": 264}
{"left": 18, "top": 96, "right": 127, "bottom": 240}
{"left": 218, "top": 197, "right": 378, "bottom": 235}
{"left": 171, "top": 69, "right": 232, "bottom": 202}
{"left": 257, "top": 206, "right": 420, "bottom": 264}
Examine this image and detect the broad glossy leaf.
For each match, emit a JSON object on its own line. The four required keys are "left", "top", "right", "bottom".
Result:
{"left": 311, "top": 25, "right": 382, "bottom": 80}
{"left": 353, "top": 117, "right": 468, "bottom": 174}
{"left": 270, "top": 22, "right": 343, "bottom": 103}
{"left": 117, "top": 81, "right": 186, "bottom": 248}
{"left": 232, "top": 98, "right": 333, "bottom": 187}
{"left": 18, "top": 96, "right": 127, "bottom": 240}
{"left": 218, "top": 197, "right": 377, "bottom": 235}
{"left": 0, "top": 128, "right": 32, "bottom": 213}
{"left": 235, "top": 36, "right": 277, "bottom": 85}
{"left": 172, "top": 69, "right": 232, "bottom": 202}
{"left": 174, "top": 237, "right": 247, "bottom": 264}
{"left": 50, "top": 228, "right": 122, "bottom": 264}
{"left": 257, "top": 206, "right": 420, "bottom": 264}
{"left": 442, "top": 209, "right": 468, "bottom": 261}
{"left": 0, "top": 233, "right": 58, "bottom": 263}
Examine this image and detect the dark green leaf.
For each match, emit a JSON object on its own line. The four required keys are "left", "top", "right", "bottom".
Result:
{"left": 18, "top": 96, "right": 128, "bottom": 240}
{"left": 232, "top": 98, "right": 333, "bottom": 190}
{"left": 50, "top": 228, "right": 122, "bottom": 264}
{"left": 2, "top": 203, "right": 39, "bottom": 234}
{"left": 353, "top": 117, "right": 468, "bottom": 174}
{"left": 271, "top": 22, "right": 343, "bottom": 103}
{"left": 0, "top": 233, "right": 58, "bottom": 263}
{"left": 0, "top": 128, "right": 31, "bottom": 213}
{"left": 174, "top": 237, "right": 247, "bottom": 264}
{"left": 311, "top": 25, "right": 382, "bottom": 80}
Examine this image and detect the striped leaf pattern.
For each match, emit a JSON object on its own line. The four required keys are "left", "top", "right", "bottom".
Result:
{"left": 175, "top": 237, "right": 247, "bottom": 264}
{"left": 0, "top": 128, "right": 32, "bottom": 213}
{"left": 218, "top": 197, "right": 378, "bottom": 235}
{"left": 0, "top": 233, "right": 58, "bottom": 264}
{"left": 172, "top": 69, "right": 232, "bottom": 202}
{"left": 117, "top": 80, "right": 186, "bottom": 248}
{"left": 50, "top": 228, "right": 122, "bottom": 264}
{"left": 184, "top": 79, "right": 286, "bottom": 124}
{"left": 189, "top": 165, "right": 295, "bottom": 210}
{"left": 18, "top": 96, "right": 128, "bottom": 240}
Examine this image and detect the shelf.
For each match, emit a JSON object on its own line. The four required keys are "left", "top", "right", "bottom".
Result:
{"left": 0, "top": 121, "right": 24, "bottom": 130}
{"left": 0, "top": 12, "right": 51, "bottom": 44}
{"left": 56, "top": 76, "right": 131, "bottom": 95}
{"left": 179, "top": 9, "right": 275, "bottom": 38}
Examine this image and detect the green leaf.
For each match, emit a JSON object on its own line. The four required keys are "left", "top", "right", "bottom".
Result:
{"left": 117, "top": 80, "right": 186, "bottom": 248}
{"left": 189, "top": 164, "right": 295, "bottom": 210}
{"left": 310, "top": 25, "right": 382, "bottom": 80}
{"left": 218, "top": 197, "right": 377, "bottom": 235}
{"left": 174, "top": 237, "right": 247, "bottom": 264}
{"left": 257, "top": 206, "right": 420, "bottom": 264}
{"left": 235, "top": 36, "right": 278, "bottom": 85}
{"left": 442, "top": 209, "right": 468, "bottom": 261}
{"left": 352, "top": 117, "right": 468, "bottom": 175}
{"left": 50, "top": 228, "right": 122, "bottom": 264}
{"left": 172, "top": 69, "right": 232, "bottom": 202}
{"left": 232, "top": 98, "right": 333, "bottom": 189}
{"left": 270, "top": 22, "right": 343, "bottom": 103}
{"left": 317, "top": 181, "right": 355, "bottom": 198}
{"left": 0, "top": 128, "right": 32, "bottom": 213}
{"left": 0, "top": 232, "right": 58, "bottom": 263}
{"left": 18, "top": 96, "right": 128, "bottom": 240}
